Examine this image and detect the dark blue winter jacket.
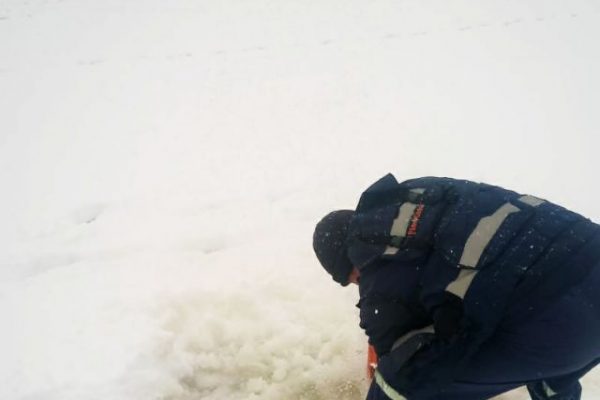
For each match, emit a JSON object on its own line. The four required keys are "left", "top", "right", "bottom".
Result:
{"left": 350, "top": 174, "right": 600, "bottom": 399}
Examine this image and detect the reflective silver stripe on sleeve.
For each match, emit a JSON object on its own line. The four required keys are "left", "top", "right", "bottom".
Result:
{"left": 410, "top": 188, "right": 426, "bottom": 194}
{"left": 446, "top": 269, "right": 478, "bottom": 299}
{"left": 445, "top": 202, "right": 522, "bottom": 299}
{"left": 383, "top": 246, "right": 400, "bottom": 256}
{"left": 383, "top": 246, "right": 399, "bottom": 255}
{"left": 459, "top": 203, "right": 521, "bottom": 268}
{"left": 390, "top": 203, "right": 418, "bottom": 237}
{"left": 519, "top": 195, "right": 545, "bottom": 207}
{"left": 391, "top": 325, "right": 435, "bottom": 351}
{"left": 444, "top": 195, "right": 544, "bottom": 298}
{"left": 384, "top": 203, "right": 419, "bottom": 255}
{"left": 374, "top": 370, "right": 407, "bottom": 400}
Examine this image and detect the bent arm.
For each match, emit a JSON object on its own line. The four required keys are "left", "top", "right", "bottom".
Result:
{"left": 366, "top": 324, "right": 487, "bottom": 400}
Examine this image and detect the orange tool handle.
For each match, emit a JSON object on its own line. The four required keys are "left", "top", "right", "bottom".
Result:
{"left": 367, "top": 344, "right": 379, "bottom": 379}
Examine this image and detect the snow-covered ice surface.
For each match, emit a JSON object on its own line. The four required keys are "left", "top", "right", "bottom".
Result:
{"left": 1, "top": 0, "right": 600, "bottom": 399}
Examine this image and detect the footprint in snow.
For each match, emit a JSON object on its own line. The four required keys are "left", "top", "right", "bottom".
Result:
{"left": 71, "top": 204, "right": 106, "bottom": 225}
{"left": 180, "top": 236, "right": 230, "bottom": 254}
{"left": 503, "top": 19, "right": 523, "bottom": 26}
{"left": 166, "top": 53, "right": 193, "bottom": 60}
{"left": 78, "top": 59, "right": 104, "bottom": 66}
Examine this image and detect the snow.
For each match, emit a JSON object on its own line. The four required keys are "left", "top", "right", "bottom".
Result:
{"left": 1, "top": 0, "right": 600, "bottom": 399}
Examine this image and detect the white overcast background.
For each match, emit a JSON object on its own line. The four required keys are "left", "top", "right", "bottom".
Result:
{"left": 1, "top": 1, "right": 600, "bottom": 399}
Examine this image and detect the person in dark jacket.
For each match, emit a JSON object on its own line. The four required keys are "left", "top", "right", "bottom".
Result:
{"left": 313, "top": 174, "right": 600, "bottom": 400}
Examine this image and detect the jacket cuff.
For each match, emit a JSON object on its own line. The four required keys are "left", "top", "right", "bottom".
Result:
{"left": 374, "top": 370, "right": 408, "bottom": 400}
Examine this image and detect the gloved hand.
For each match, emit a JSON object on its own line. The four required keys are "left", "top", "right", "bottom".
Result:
{"left": 432, "top": 292, "right": 463, "bottom": 341}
